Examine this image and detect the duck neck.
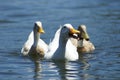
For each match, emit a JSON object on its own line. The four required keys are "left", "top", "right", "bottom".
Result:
{"left": 78, "top": 40, "right": 84, "bottom": 47}
{"left": 58, "top": 35, "right": 68, "bottom": 56}
{"left": 59, "top": 34, "right": 68, "bottom": 47}
{"left": 33, "top": 31, "right": 40, "bottom": 47}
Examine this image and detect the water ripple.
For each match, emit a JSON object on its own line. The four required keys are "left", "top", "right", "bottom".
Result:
{"left": 0, "top": 19, "right": 16, "bottom": 24}
{"left": 0, "top": 0, "right": 120, "bottom": 80}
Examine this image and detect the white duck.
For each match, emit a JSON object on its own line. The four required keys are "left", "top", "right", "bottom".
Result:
{"left": 21, "top": 21, "right": 48, "bottom": 58}
{"left": 44, "top": 24, "right": 80, "bottom": 61}
{"left": 70, "top": 25, "right": 95, "bottom": 53}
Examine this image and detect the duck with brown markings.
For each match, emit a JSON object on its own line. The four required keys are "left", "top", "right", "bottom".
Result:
{"left": 21, "top": 21, "right": 48, "bottom": 60}
{"left": 70, "top": 25, "right": 95, "bottom": 53}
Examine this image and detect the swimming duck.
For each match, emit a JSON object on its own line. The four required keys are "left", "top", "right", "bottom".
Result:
{"left": 21, "top": 21, "right": 48, "bottom": 58}
{"left": 70, "top": 25, "right": 95, "bottom": 53}
{"left": 44, "top": 24, "right": 80, "bottom": 61}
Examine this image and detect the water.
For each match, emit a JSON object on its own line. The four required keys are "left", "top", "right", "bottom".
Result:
{"left": 0, "top": 0, "right": 120, "bottom": 80}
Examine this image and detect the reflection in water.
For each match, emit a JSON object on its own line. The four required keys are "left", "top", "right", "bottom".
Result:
{"left": 27, "top": 54, "right": 42, "bottom": 80}
{"left": 53, "top": 54, "right": 91, "bottom": 80}
{"left": 79, "top": 54, "right": 93, "bottom": 80}
{"left": 53, "top": 61, "right": 67, "bottom": 80}
{"left": 79, "top": 54, "right": 90, "bottom": 70}
{"left": 34, "top": 61, "right": 41, "bottom": 73}
{"left": 27, "top": 51, "right": 44, "bottom": 79}
{"left": 33, "top": 61, "right": 41, "bottom": 80}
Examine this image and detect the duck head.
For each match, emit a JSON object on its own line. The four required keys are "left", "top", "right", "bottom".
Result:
{"left": 78, "top": 25, "right": 90, "bottom": 41}
{"left": 60, "top": 24, "right": 80, "bottom": 40}
{"left": 34, "top": 21, "right": 45, "bottom": 34}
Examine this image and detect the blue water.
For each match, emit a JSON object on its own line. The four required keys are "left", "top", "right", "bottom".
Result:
{"left": 0, "top": 0, "right": 120, "bottom": 80}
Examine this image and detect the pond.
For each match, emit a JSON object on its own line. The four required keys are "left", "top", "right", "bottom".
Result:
{"left": 0, "top": 0, "right": 120, "bottom": 80}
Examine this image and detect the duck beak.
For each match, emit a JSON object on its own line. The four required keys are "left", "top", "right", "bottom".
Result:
{"left": 69, "top": 28, "right": 80, "bottom": 34}
{"left": 38, "top": 27, "right": 45, "bottom": 33}
{"left": 82, "top": 32, "right": 90, "bottom": 40}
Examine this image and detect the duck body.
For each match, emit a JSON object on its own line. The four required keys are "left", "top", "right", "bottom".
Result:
{"left": 21, "top": 21, "right": 48, "bottom": 59}
{"left": 52, "top": 33, "right": 78, "bottom": 61}
{"left": 44, "top": 24, "right": 80, "bottom": 61}
{"left": 28, "top": 38, "right": 48, "bottom": 59}
{"left": 77, "top": 39, "right": 95, "bottom": 53}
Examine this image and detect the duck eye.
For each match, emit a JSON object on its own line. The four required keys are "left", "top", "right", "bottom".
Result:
{"left": 86, "top": 38, "right": 89, "bottom": 41}
{"left": 63, "top": 26, "right": 66, "bottom": 28}
{"left": 35, "top": 23, "right": 38, "bottom": 26}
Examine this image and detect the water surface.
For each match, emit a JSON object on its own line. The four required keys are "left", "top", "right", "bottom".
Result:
{"left": 0, "top": 0, "right": 120, "bottom": 80}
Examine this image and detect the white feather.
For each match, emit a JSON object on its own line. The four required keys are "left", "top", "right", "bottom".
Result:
{"left": 21, "top": 31, "right": 33, "bottom": 55}
{"left": 44, "top": 26, "right": 62, "bottom": 59}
